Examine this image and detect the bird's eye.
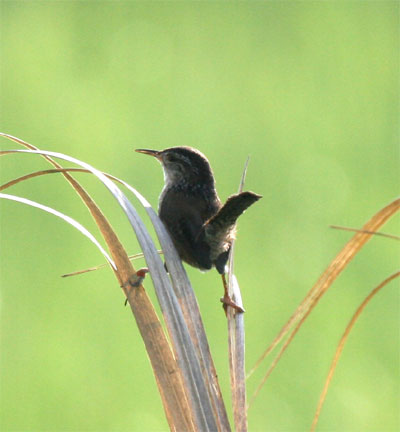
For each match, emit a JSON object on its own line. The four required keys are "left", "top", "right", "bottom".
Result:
{"left": 165, "top": 153, "right": 178, "bottom": 163}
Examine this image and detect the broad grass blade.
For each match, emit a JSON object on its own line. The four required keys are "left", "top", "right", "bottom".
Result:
{"left": 0, "top": 143, "right": 220, "bottom": 431}
{"left": 0, "top": 156, "right": 230, "bottom": 430}
{"left": 0, "top": 139, "right": 195, "bottom": 431}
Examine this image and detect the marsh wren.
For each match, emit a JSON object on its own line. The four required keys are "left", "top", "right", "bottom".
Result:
{"left": 136, "top": 146, "right": 261, "bottom": 312}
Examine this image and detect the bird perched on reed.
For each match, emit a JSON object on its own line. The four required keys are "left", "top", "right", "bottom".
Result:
{"left": 136, "top": 146, "right": 261, "bottom": 312}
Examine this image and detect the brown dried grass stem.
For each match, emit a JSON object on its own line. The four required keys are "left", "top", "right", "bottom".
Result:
{"left": 248, "top": 198, "right": 400, "bottom": 406}
{"left": 330, "top": 225, "right": 400, "bottom": 241}
{"left": 0, "top": 156, "right": 229, "bottom": 431}
{"left": 310, "top": 271, "right": 400, "bottom": 432}
{"left": 0, "top": 135, "right": 196, "bottom": 431}
{"left": 226, "top": 156, "right": 250, "bottom": 432}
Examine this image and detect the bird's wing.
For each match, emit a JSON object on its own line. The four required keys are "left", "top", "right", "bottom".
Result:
{"left": 159, "top": 190, "right": 214, "bottom": 270}
{"left": 176, "top": 217, "right": 213, "bottom": 270}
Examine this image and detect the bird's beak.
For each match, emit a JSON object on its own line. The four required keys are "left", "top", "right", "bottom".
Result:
{"left": 135, "top": 149, "right": 161, "bottom": 160}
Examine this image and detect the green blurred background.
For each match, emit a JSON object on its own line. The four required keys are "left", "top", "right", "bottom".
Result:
{"left": 1, "top": 2, "right": 398, "bottom": 431}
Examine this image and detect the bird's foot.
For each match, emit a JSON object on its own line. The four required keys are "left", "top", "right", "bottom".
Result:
{"left": 124, "top": 268, "right": 149, "bottom": 306}
{"left": 220, "top": 295, "right": 245, "bottom": 314}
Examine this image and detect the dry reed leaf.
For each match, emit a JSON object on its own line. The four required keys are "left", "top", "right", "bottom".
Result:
{"left": 227, "top": 275, "right": 247, "bottom": 432}
{"left": 0, "top": 165, "right": 164, "bottom": 278}
{"left": 311, "top": 271, "right": 400, "bottom": 431}
{"left": 0, "top": 156, "right": 230, "bottom": 431}
{"left": 61, "top": 252, "right": 160, "bottom": 278}
{"left": 248, "top": 198, "right": 400, "bottom": 407}
{"left": 0, "top": 193, "right": 116, "bottom": 268}
{"left": 103, "top": 169, "right": 231, "bottom": 431}
{"left": 0, "top": 167, "right": 86, "bottom": 191}
{"left": 330, "top": 225, "right": 400, "bottom": 241}
{"left": 1, "top": 136, "right": 229, "bottom": 431}
{"left": 226, "top": 156, "right": 251, "bottom": 432}
{"left": 0, "top": 138, "right": 196, "bottom": 431}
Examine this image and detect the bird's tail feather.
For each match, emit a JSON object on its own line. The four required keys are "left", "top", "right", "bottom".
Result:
{"left": 204, "top": 191, "right": 262, "bottom": 234}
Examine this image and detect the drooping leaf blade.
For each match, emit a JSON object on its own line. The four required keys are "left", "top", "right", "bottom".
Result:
{"left": 0, "top": 192, "right": 116, "bottom": 269}
{"left": 0, "top": 146, "right": 220, "bottom": 431}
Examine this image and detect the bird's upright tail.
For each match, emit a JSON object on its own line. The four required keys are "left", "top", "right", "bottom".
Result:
{"left": 204, "top": 191, "right": 262, "bottom": 236}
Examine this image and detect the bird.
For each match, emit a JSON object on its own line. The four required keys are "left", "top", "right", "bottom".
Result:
{"left": 136, "top": 146, "right": 261, "bottom": 313}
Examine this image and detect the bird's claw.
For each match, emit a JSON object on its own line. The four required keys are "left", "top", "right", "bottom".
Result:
{"left": 220, "top": 295, "right": 245, "bottom": 314}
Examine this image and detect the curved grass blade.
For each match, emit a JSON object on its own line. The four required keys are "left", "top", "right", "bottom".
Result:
{"left": 0, "top": 193, "right": 116, "bottom": 269}
{"left": 0, "top": 165, "right": 166, "bottom": 279}
{"left": 0, "top": 145, "right": 219, "bottom": 431}
{"left": 248, "top": 198, "right": 400, "bottom": 407}
{"left": 0, "top": 160, "right": 230, "bottom": 430}
{"left": 0, "top": 141, "right": 195, "bottom": 431}
{"left": 311, "top": 271, "right": 400, "bottom": 431}
{"left": 0, "top": 168, "right": 87, "bottom": 191}
{"left": 98, "top": 170, "right": 231, "bottom": 431}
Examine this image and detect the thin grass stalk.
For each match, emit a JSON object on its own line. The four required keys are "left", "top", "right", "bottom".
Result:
{"left": 227, "top": 275, "right": 246, "bottom": 432}
{"left": 61, "top": 252, "right": 159, "bottom": 278}
{"left": 311, "top": 271, "right": 400, "bottom": 431}
{"left": 330, "top": 225, "right": 400, "bottom": 241}
{"left": 226, "top": 157, "right": 250, "bottom": 432}
{"left": 248, "top": 197, "right": 400, "bottom": 406}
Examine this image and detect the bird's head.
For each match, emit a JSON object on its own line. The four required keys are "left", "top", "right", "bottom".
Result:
{"left": 136, "top": 146, "right": 215, "bottom": 187}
